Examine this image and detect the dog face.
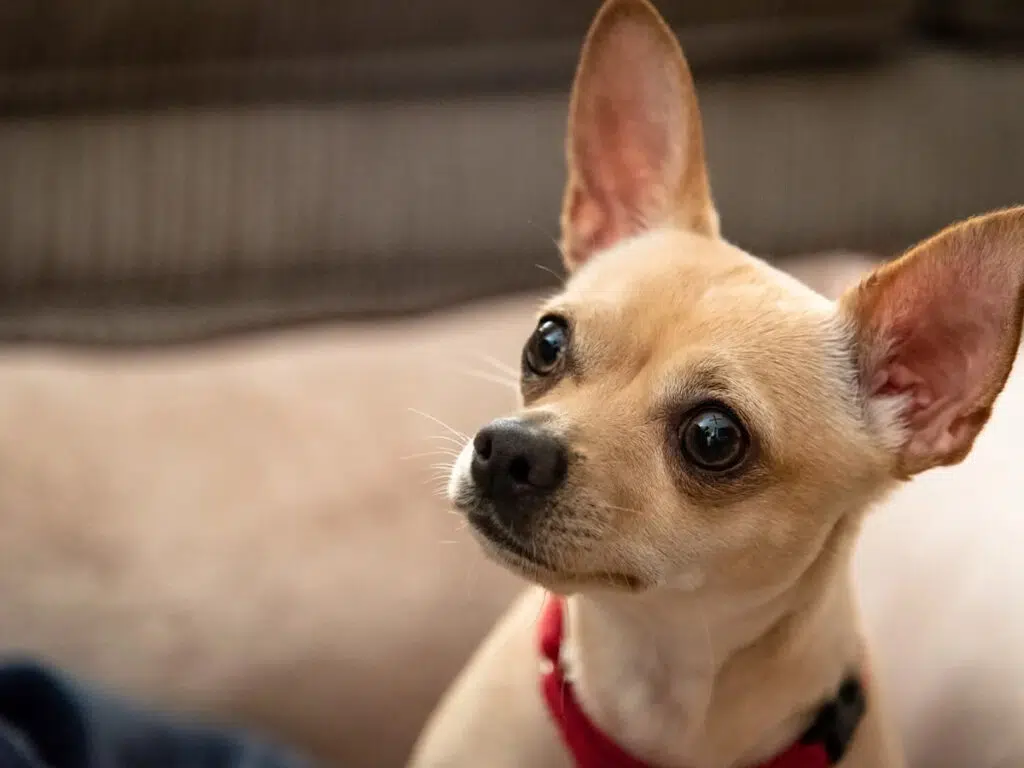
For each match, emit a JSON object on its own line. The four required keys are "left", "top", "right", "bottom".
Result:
{"left": 451, "top": 226, "right": 893, "bottom": 597}
{"left": 448, "top": 0, "right": 1024, "bottom": 599}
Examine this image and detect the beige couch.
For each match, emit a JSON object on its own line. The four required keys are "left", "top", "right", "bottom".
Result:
{"left": 0, "top": 255, "right": 854, "bottom": 765}
{"left": 855, "top": 355, "right": 1024, "bottom": 768}
{"left": 0, "top": 0, "right": 1022, "bottom": 343}
{"left": 6, "top": 252, "right": 1024, "bottom": 768}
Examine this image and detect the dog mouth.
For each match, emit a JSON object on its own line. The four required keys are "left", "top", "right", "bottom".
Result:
{"left": 466, "top": 510, "right": 555, "bottom": 570}
{"left": 463, "top": 505, "right": 645, "bottom": 591}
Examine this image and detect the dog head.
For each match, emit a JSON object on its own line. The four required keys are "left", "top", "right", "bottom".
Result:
{"left": 448, "top": 0, "right": 1024, "bottom": 600}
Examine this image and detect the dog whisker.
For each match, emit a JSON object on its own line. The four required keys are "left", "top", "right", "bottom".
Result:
{"left": 400, "top": 450, "right": 461, "bottom": 461}
{"left": 532, "top": 593, "right": 548, "bottom": 629}
{"left": 525, "top": 219, "right": 568, "bottom": 280}
{"left": 461, "top": 523, "right": 482, "bottom": 600}
{"left": 693, "top": 600, "right": 717, "bottom": 744}
{"left": 427, "top": 434, "right": 467, "bottom": 449}
{"left": 408, "top": 408, "right": 470, "bottom": 441}
{"left": 602, "top": 503, "right": 643, "bottom": 516}
{"left": 479, "top": 354, "right": 521, "bottom": 379}
{"left": 529, "top": 537, "right": 543, "bottom": 569}
{"left": 535, "top": 262, "right": 566, "bottom": 285}
{"left": 461, "top": 369, "right": 519, "bottom": 392}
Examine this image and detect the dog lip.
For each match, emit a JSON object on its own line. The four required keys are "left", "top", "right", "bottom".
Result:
{"left": 464, "top": 507, "right": 647, "bottom": 591}
{"left": 467, "top": 510, "right": 553, "bottom": 568}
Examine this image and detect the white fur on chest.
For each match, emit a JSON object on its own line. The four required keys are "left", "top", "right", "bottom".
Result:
{"left": 564, "top": 597, "right": 718, "bottom": 764}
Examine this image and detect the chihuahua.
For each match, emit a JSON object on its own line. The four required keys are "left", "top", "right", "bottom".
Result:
{"left": 409, "top": 1, "right": 1024, "bottom": 766}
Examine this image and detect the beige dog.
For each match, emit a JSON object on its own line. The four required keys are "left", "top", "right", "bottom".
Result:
{"left": 409, "top": 1, "right": 1024, "bottom": 766}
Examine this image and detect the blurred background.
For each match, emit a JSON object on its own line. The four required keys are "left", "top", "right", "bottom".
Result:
{"left": 0, "top": 0, "right": 1020, "bottom": 765}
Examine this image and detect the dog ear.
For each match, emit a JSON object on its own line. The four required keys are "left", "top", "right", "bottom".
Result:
{"left": 842, "top": 206, "right": 1024, "bottom": 476}
{"left": 559, "top": 0, "right": 718, "bottom": 271}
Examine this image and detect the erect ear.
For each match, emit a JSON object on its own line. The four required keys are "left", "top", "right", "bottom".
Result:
{"left": 841, "top": 206, "right": 1024, "bottom": 476}
{"left": 559, "top": 0, "right": 718, "bottom": 271}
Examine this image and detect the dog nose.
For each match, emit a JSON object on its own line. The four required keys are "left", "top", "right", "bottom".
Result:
{"left": 471, "top": 419, "right": 568, "bottom": 500}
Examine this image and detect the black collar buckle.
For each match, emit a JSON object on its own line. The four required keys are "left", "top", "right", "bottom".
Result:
{"left": 799, "top": 676, "right": 867, "bottom": 764}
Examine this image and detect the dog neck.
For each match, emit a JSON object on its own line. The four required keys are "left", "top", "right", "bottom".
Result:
{"left": 561, "top": 526, "right": 865, "bottom": 768}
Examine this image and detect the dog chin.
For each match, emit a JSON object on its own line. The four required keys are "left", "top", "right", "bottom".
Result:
{"left": 465, "top": 508, "right": 550, "bottom": 565}
{"left": 471, "top": 528, "right": 555, "bottom": 583}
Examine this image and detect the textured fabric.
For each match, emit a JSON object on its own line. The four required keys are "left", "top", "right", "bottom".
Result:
{"left": 922, "top": 0, "right": 1024, "bottom": 35}
{"left": 0, "top": 20, "right": 908, "bottom": 114}
{"left": 0, "top": 49, "right": 1021, "bottom": 344}
{"left": 0, "top": 660, "right": 314, "bottom": 768}
{"left": 0, "top": 0, "right": 910, "bottom": 72}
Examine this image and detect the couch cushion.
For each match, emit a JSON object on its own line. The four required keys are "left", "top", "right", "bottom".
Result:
{"left": 6, "top": 253, "right": 1024, "bottom": 768}
{"left": 9, "top": 252, "right": 1024, "bottom": 767}
{"left": 0, "top": 0, "right": 911, "bottom": 74}
{"left": 0, "top": 294, "right": 531, "bottom": 767}
{"left": 0, "top": 0, "right": 914, "bottom": 113}
{"left": 1, "top": 49, "right": 1022, "bottom": 345}
{"left": 0, "top": 254, "right": 873, "bottom": 766}
{"left": 855, "top": 348, "right": 1024, "bottom": 767}
{"left": 919, "top": 0, "right": 1024, "bottom": 38}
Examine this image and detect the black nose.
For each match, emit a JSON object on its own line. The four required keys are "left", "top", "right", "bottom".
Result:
{"left": 471, "top": 419, "right": 568, "bottom": 502}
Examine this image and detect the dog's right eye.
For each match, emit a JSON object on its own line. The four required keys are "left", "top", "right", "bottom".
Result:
{"left": 678, "top": 404, "right": 748, "bottom": 472}
{"left": 523, "top": 316, "right": 569, "bottom": 376}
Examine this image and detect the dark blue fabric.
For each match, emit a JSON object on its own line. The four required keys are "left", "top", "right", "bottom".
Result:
{"left": 0, "top": 660, "right": 317, "bottom": 768}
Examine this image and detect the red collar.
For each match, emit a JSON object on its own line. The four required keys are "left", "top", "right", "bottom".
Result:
{"left": 538, "top": 596, "right": 865, "bottom": 768}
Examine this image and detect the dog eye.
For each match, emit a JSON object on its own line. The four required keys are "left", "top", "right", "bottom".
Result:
{"left": 678, "top": 405, "right": 748, "bottom": 472}
{"left": 523, "top": 316, "right": 569, "bottom": 376}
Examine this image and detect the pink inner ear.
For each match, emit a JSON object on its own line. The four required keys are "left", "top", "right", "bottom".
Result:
{"left": 572, "top": 90, "right": 683, "bottom": 243}
{"left": 864, "top": 277, "right": 1008, "bottom": 467}
{"left": 563, "top": 13, "right": 693, "bottom": 266}
{"left": 565, "top": 101, "right": 681, "bottom": 263}
{"left": 851, "top": 205, "right": 1024, "bottom": 471}
{"left": 585, "top": 92, "right": 677, "bottom": 198}
{"left": 565, "top": 186, "right": 618, "bottom": 259}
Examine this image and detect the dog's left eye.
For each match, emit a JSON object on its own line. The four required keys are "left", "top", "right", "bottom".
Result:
{"left": 679, "top": 405, "right": 748, "bottom": 472}
{"left": 523, "top": 316, "right": 569, "bottom": 376}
